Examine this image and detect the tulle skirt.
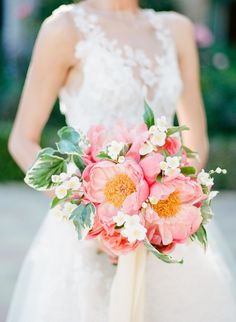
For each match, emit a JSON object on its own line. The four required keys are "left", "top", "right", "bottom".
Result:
{"left": 6, "top": 209, "right": 236, "bottom": 322}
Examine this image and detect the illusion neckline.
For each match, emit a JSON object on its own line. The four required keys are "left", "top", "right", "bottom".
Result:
{"left": 76, "top": 1, "right": 146, "bottom": 19}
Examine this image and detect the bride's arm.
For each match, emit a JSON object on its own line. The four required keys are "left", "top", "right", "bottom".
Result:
{"left": 8, "top": 10, "right": 78, "bottom": 173}
{"left": 170, "top": 14, "right": 209, "bottom": 171}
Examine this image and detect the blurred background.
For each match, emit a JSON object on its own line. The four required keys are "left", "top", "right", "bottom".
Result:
{"left": 0, "top": 0, "right": 236, "bottom": 321}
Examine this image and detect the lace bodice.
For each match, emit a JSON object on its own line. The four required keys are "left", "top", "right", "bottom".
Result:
{"left": 54, "top": 3, "right": 183, "bottom": 132}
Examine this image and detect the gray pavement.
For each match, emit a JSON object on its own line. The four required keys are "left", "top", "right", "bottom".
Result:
{"left": 0, "top": 183, "right": 236, "bottom": 322}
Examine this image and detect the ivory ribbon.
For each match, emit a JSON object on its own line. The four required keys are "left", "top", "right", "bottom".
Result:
{"left": 108, "top": 244, "right": 147, "bottom": 322}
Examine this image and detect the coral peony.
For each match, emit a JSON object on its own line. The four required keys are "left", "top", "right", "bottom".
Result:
{"left": 83, "top": 159, "right": 149, "bottom": 226}
{"left": 139, "top": 152, "right": 164, "bottom": 184}
{"left": 146, "top": 177, "right": 203, "bottom": 245}
{"left": 164, "top": 137, "right": 181, "bottom": 155}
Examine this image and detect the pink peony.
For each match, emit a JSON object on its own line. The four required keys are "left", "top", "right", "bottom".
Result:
{"left": 86, "top": 125, "right": 109, "bottom": 162}
{"left": 101, "top": 229, "right": 139, "bottom": 255}
{"left": 139, "top": 152, "right": 164, "bottom": 184}
{"left": 146, "top": 177, "right": 203, "bottom": 245}
{"left": 164, "top": 137, "right": 181, "bottom": 155}
{"left": 83, "top": 159, "right": 149, "bottom": 226}
{"left": 86, "top": 214, "right": 104, "bottom": 240}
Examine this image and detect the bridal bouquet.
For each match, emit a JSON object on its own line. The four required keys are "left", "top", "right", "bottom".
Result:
{"left": 25, "top": 102, "right": 225, "bottom": 264}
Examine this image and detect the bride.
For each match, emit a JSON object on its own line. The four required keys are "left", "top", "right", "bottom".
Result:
{"left": 7, "top": 0, "right": 236, "bottom": 321}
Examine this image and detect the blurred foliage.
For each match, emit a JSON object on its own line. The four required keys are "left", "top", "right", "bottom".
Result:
{"left": 1, "top": 122, "right": 235, "bottom": 189}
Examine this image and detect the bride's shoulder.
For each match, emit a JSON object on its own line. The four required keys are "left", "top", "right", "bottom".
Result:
{"left": 157, "top": 11, "right": 195, "bottom": 51}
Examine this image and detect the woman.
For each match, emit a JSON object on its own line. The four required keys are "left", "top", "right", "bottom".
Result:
{"left": 7, "top": 0, "right": 236, "bottom": 321}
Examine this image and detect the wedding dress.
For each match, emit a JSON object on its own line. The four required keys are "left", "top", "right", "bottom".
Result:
{"left": 6, "top": 3, "right": 236, "bottom": 322}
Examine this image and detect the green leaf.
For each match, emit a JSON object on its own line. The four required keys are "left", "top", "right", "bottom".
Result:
{"left": 69, "top": 203, "right": 96, "bottom": 240}
{"left": 180, "top": 166, "right": 197, "bottom": 176}
{"left": 73, "top": 155, "right": 86, "bottom": 173}
{"left": 56, "top": 140, "right": 83, "bottom": 155}
{"left": 57, "top": 126, "right": 80, "bottom": 145}
{"left": 201, "top": 185, "right": 209, "bottom": 194}
{"left": 201, "top": 200, "right": 214, "bottom": 225}
{"left": 144, "top": 238, "right": 183, "bottom": 264}
{"left": 166, "top": 125, "right": 189, "bottom": 136}
{"left": 50, "top": 196, "right": 62, "bottom": 209}
{"left": 191, "top": 225, "right": 208, "bottom": 251}
{"left": 24, "top": 155, "right": 67, "bottom": 191}
{"left": 182, "top": 145, "right": 198, "bottom": 159}
{"left": 143, "top": 100, "right": 155, "bottom": 129}
{"left": 156, "top": 174, "right": 163, "bottom": 183}
{"left": 96, "top": 151, "right": 112, "bottom": 160}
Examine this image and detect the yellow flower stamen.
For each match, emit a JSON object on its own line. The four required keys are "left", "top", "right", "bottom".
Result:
{"left": 104, "top": 173, "right": 136, "bottom": 208}
{"left": 152, "top": 192, "right": 181, "bottom": 218}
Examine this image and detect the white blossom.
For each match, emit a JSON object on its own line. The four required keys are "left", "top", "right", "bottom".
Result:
{"left": 113, "top": 211, "right": 127, "bottom": 226}
{"left": 197, "top": 170, "right": 214, "bottom": 186}
{"left": 67, "top": 176, "right": 82, "bottom": 191}
{"left": 107, "top": 141, "right": 125, "bottom": 159}
{"left": 166, "top": 156, "right": 180, "bottom": 169}
{"left": 63, "top": 202, "right": 77, "bottom": 217}
{"left": 118, "top": 156, "right": 125, "bottom": 163}
{"left": 165, "top": 167, "right": 181, "bottom": 177}
{"left": 208, "top": 191, "right": 219, "bottom": 201}
{"left": 51, "top": 175, "right": 61, "bottom": 183}
{"left": 156, "top": 116, "right": 168, "bottom": 132}
{"left": 122, "top": 223, "right": 147, "bottom": 243}
{"left": 160, "top": 161, "right": 168, "bottom": 171}
{"left": 150, "top": 131, "right": 166, "bottom": 147}
{"left": 55, "top": 184, "right": 68, "bottom": 199}
{"left": 139, "top": 141, "right": 154, "bottom": 155}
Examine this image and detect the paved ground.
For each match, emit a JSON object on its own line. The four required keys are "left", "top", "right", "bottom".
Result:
{"left": 0, "top": 183, "right": 236, "bottom": 322}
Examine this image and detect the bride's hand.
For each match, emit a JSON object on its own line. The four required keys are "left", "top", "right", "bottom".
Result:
{"left": 97, "top": 238, "right": 118, "bottom": 265}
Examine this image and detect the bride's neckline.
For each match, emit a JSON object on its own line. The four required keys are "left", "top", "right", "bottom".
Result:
{"left": 77, "top": 1, "right": 145, "bottom": 20}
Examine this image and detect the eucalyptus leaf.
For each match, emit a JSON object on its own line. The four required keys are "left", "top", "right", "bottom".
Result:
{"left": 180, "top": 166, "right": 197, "bottom": 176}
{"left": 70, "top": 203, "right": 96, "bottom": 240}
{"left": 191, "top": 225, "right": 208, "bottom": 251}
{"left": 144, "top": 238, "right": 183, "bottom": 264}
{"left": 56, "top": 140, "right": 83, "bottom": 155}
{"left": 143, "top": 100, "right": 155, "bottom": 129}
{"left": 57, "top": 126, "right": 80, "bottom": 144}
{"left": 25, "top": 155, "right": 67, "bottom": 191}
{"left": 166, "top": 125, "right": 189, "bottom": 136}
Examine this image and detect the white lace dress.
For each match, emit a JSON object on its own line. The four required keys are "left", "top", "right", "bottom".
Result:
{"left": 6, "top": 3, "right": 236, "bottom": 322}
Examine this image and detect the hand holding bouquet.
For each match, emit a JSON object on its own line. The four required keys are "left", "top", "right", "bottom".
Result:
{"left": 25, "top": 102, "right": 226, "bottom": 264}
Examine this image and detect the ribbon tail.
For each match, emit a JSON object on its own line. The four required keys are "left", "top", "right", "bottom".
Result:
{"left": 108, "top": 243, "right": 147, "bottom": 322}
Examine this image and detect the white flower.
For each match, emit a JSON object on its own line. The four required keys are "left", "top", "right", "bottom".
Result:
{"left": 166, "top": 156, "right": 180, "bottom": 169}
{"left": 156, "top": 116, "right": 167, "bottom": 132}
{"left": 67, "top": 176, "right": 81, "bottom": 190}
{"left": 160, "top": 161, "right": 168, "bottom": 171}
{"left": 165, "top": 167, "right": 181, "bottom": 177}
{"left": 59, "top": 172, "right": 69, "bottom": 182}
{"left": 149, "top": 125, "right": 158, "bottom": 134}
{"left": 67, "top": 162, "right": 78, "bottom": 177}
{"left": 113, "top": 211, "right": 127, "bottom": 226}
{"left": 124, "top": 214, "right": 141, "bottom": 228}
{"left": 118, "top": 156, "right": 125, "bottom": 163}
{"left": 51, "top": 175, "right": 61, "bottom": 183}
{"left": 197, "top": 170, "right": 214, "bottom": 186}
{"left": 214, "top": 167, "right": 227, "bottom": 175}
{"left": 150, "top": 130, "right": 166, "bottom": 147}
{"left": 63, "top": 202, "right": 77, "bottom": 217}
{"left": 122, "top": 224, "right": 147, "bottom": 243}
{"left": 107, "top": 141, "right": 125, "bottom": 159}
{"left": 139, "top": 141, "right": 154, "bottom": 155}
{"left": 55, "top": 184, "right": 68, "bottom": 199}
{"left": 149, "top": 196, "right": 159, "bottom": 205}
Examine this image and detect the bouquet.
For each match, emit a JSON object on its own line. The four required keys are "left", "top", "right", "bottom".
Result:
{"left": 25, "top": 102, "right": 226, "bottom": 264}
